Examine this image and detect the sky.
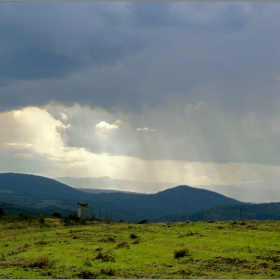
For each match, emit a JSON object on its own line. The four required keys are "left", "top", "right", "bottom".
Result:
{"left": 1, "top": 2, "right": 280, "bottom": 200}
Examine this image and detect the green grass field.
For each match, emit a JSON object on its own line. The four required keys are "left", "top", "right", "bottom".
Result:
{"left": 1, "top": 218, "right": 280, "bottom": 278}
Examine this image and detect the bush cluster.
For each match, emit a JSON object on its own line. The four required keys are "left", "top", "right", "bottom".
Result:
{"left": 76, "top": 269, "right": 96, "bottom": 279}
{"left": 95, "top": 252, "right": 115, "bottom": 262}
{"left": 174, "top": 248, "right": 189, "bottom": 259}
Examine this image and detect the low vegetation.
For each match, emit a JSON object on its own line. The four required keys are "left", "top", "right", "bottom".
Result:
{"left": 1, "top": 216, "right": 280, "bottom": 278}
{"left": 174, "top": 248, "right": 189, "bottom": 259}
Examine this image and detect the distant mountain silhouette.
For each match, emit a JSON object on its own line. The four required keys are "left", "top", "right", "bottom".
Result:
{"left": 0, "top": 173, "right": 242, "bottom": 222}
{"left": 56, "top": 176, "right": 173, "bottom": 194}
{"left": 197, "top": 181, "right": 280, "bottom": 203}
{"left": 77, "top": 188, "right": 138, "bottom": 194}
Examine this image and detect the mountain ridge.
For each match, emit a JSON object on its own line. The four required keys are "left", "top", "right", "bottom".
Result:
{"left": 57, "top": 176, "right": 280, "bottom": 203}
{"left": 0, "top": 172, "right": 241, "bottom": 222}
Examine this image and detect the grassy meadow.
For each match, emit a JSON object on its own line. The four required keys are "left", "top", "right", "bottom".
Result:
{"left": 1, "top": 217, "right": 280, "bottom": 278}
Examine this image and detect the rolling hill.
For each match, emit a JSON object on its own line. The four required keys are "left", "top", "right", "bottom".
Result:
{"left": 0, "top": 172, "right": 242, "bottom": 222}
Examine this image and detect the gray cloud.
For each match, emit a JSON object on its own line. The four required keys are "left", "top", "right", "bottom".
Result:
{"left": 48, "top": 95, "right": 280, "bottom": 167}
{"left": 0, "top": 46, "right": 80, "bottom": 81}
{"left": 1, "top": 2, "right": 280, "bottom": 167}
{"left": 0, "top": 2, "right": 273, "bottom": 114}
{"left": 129, "top": 2, "right": 183, "bottom": 28}
{"left": 0, "top": 3, "right": 144, "bottom": 83}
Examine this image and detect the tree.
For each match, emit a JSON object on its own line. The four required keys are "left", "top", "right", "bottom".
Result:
{"left": 51, "top": 212, "right": 62, "bottom": 218}
{"left": 0, "top": 208, "right": 4, "bottom": 218}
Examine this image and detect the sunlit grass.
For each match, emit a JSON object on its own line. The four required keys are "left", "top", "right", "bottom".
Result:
{"left": 1, "top": 219, "right": 280, "bottom": 278}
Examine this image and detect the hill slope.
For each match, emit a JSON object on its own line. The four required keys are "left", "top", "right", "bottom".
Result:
{"left": 188, "top": 202, "right": 280, "bottom": 221}
{"left": 154, "top": 202, "right": 280, "bottom": 222}
{"left": 94, "top": 185, "right": 241, "bottom": 219}
{"left": 0, "top": 173, "right": 91, "bottom": 209}
{"left": 0, "top": 173, "right": 241, "bottom": 222}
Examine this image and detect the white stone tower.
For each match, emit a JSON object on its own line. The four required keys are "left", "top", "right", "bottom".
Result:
{"left": 77, "top": 202, "right": 88, "bottom": 220}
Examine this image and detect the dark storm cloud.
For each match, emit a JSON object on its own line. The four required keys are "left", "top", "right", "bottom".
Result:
{"left": 129, "top": 2, "right": 248, "bottom": 31}
{"left": 0, "top": 2, "right": 278, "bottom": 114}
{"left": 129, "top": 2, "right": 183, "bottom": 28}
{"left": 201, "top": 3, "right": 249, "bottom": 32}
{"left": 0, "top": 46, "right": 80, "bottom": 80}
{"left": 0, "top": 3, "right": 144, "bottom": 82}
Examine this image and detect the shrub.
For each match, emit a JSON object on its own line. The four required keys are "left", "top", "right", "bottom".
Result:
{"left": 101, "top": 268, "right": 115, "bottom": 276}
{"left": 138, "top": 219, "right": 148, "bottom": 224}
{"left": 96, "top": 252, "right": 115, "bottom": 262}
{"left": 35, "top": 240, "right": 47, "bottom": 246}
{"left": 132, "top": 238, "right": 140, "bottom": 244}
{"left": 69, "top": 213, "right": 80, "bottom": 222}
{"left": 61, "top": 213, "right": 80, "bottom": 225}
{"left": 18, "top": 213, "right": 29, "bottom": 221}
{"left": 40, "top": 271, "right": 52, "bottom": 276}
{"left": 22, "top": 256, "right": 54, "bottom": 269}
{"left": 95, "top": 247, "right": 103, "bottom": 251}
{"left": 116, "top": 242, "right": 129, "bottom": 249}
{"left": 0, "top": 208, "right": 4, "bottom": 218}
{"left": 83, "top": 256, "right": 92, "bottom": 267}
{"left": 174, "top": 248, "right": 189, "bottom": 259}
{"left": 38, "top": 216, "right": 45, "bottom": 226}
{"left": 130, "top": 233, "right": 138, "bottom": 239}
{"left": 76, "top": 269, "right": 96, "bottom": 279}
{"left": 51, "top": 212, "right": 62, "bottom": 218}
{"left": 100, "top": 237, "right": 115, "bottom": 243}
{"left": 107, "top": 236, "right": 115, "bottom": 242}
